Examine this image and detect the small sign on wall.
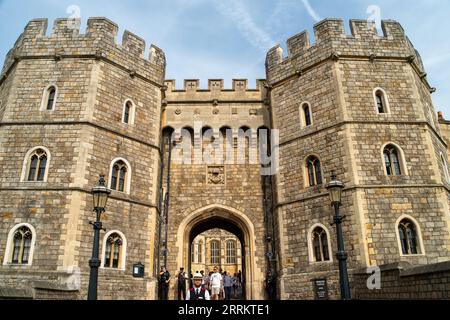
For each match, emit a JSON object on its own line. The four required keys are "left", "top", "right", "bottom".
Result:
{"left": 133, "top": 262, "right": 145, "bottom": 278}
{"left": 312, "top": 278, "right": 329, "bottom": 300}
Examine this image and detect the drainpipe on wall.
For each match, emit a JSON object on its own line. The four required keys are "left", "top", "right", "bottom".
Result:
{"left": 163, "top": 136, "right": 174, "bottom": 268}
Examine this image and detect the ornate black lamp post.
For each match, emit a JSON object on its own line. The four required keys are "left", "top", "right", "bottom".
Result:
{"left": 325, "top": 172, "right": 351, "bottom": 300}
{"left": 87, "top": 175, "right": 111, "bottom": 300}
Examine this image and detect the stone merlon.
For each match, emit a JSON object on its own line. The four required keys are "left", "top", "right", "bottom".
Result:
{"left": 163, "top": 79, "right": 267, "bottom": 103}
{"left": 265, "top": 19, "right": 429, "bottom": 86}
{"left": 1, "top": 17, "right": 166, "bottom": 85}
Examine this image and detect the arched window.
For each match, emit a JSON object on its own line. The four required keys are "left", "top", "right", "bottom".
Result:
{"left": 312, "top": 227, "right": 330, "bottom": 262}
{"left": 383, "top": 145, "right": 402, "bottom": 176}
{"left": 302, "top": 103, "right": 312, "bottom": 127}
{"left": 440, "top": 153, "right": 450, "bottom": 183}
{"left": 46, "top": 87, "right": 56, "bottom": 110}
{"left": 197, "top": 241, "right": 203, "bottom": 263}
{"left": 210, "top": 240, "right": 220, "bottom": 264}
{"left": 40, "top": 85, "right": 58, "bottom": 111}
{"left": 226, "top": 240, "right": 237, "bottom": 264}
{"left": 3, "top": 224, "right": 36, "bottom": 266}
{"left": 27, "top": 148, "right": 48, "bottom": 182}
{"left": 398, "top": 219, "right": 421, "bottom": 255}
{"left": 122, "top": 100, "right": 135, "bottom": 125}
{"left": 373, "top": 88, "right": 390, "bottom": 114}
{"left": 11, "top": 226, "right": 33, "bottom": 264}
{"left": 103, "top": 232, "right": 124, "bottom": 269}
{"left": 306, "top": 156, "right": 322, "bottom": 187}
{"left": 109, "top": 159, "right": 131, "bottom": 193}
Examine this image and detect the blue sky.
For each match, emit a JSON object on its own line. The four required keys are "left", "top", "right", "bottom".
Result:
{"left": 1, "top": 0, "right": 449, "bottom": 116}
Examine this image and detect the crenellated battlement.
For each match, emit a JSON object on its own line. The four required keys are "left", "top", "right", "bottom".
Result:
{"left": 164, "top": 79, "right": 265, "bottom": 92}
{"left": 1, "top": 17, "right": 166, "bottom": 85}
{"left": 266, "top": 18, "right": 424, "bottom": 83}
{"left": 163, "top": 79, "right": 266, "bottom": 103}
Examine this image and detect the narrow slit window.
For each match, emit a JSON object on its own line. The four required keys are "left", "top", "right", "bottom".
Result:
{"left": 375, "top": 89, "right": 389, "bottom": 114}
{"left": 303, "top": 104, "right": 312, "bottom": 126}
{"left": 46, "top": 86, "right": 56, "bottom": 111}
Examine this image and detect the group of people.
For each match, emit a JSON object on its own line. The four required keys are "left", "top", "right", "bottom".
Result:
{"left": 180, "top": 266, "right": 242, "bottom": 300}
{"left": 159, "top": 265, "right": 275, "bottom": 300}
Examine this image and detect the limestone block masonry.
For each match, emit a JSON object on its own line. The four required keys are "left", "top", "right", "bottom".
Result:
{"left": 0, "top": 17, "right": 449, "bottom": 300}
{"left": 0, "top": 17, "right": 165, "bottom": 300}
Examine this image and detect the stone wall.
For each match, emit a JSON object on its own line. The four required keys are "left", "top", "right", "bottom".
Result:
{"left": 0, "top": 17, "right": 164, "bottom": 300}
{"left": 268, "top": 19, "right": 450, "bottom": 300}
{"left": 160, "top": 80, "right": 270, "bottom": 300}
{"left": 0, "top": 16, "right": 449, "bottom": 300}
{"left": 353, "top": 261, "right": 450, "bottom": 299}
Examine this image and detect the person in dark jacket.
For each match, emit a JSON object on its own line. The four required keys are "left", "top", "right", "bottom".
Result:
{"left": 177, "top": 267, "right": 187, "bottom": 300}
{"left": 159, "top": 266, "right": 171, "bottom": 300}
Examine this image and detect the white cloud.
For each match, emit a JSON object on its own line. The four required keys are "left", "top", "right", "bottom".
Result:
{"left": 301, "top": 0, "right": 322, "bottom": 22}
{"left": 213, "top": 0, "right": 275, "bottom": 53}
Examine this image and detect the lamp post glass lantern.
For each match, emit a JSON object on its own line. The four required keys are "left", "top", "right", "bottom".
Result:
{"left": 88, "top": 175, "right": 111, "bottom": 300}
{"left": 92, "top": 176, "right": 110, "bottom": 210}
{"left": 325, "top": 172, "right": 351, "bottom": 300}
{"left": 326, "top": 173, "right": 344, "bottom": 205}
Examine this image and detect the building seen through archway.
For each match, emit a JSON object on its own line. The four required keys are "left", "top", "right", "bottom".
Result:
{"left": 190, "top": 228, "right": 244, "bottom": 299}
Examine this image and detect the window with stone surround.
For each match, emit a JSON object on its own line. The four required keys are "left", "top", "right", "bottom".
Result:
{"left": 210, "top": 240, "right": 220, "bottom": 264}
{"left": 300, "top": 102, "right": 313, "bottom": 127}
{"left": 21, "top": 147, "right": 51, "bottom": 183}
{"left": 398, "top": 218, "right": 422, "bottom": 255}
{"left": 122, "top": 99, "right": 135, "bottom": 125}
{"left": 109, "top": 158, "right": 132, "bottom": 194}
{"left": 226, "top": 240, "right": 237, "bottom": 264}
{"left": 305, "top": 155, "right": 323, "bottom": 187}
{"left": 312, "top": 227, "right": 330, "bottom": 262}
{"left": 383, "top": 144, "right": 407, "bottom": 176}
{"left": 307, "top": 224, "right": 333, "bottom": 264}
{"left": 3, "top": 223, "right": 36, "bottom": 266}
{"left": 373, "top": 88, "right": 390, "bottom": 114}
{"left": 102, "top": 231, "right": 126, "bottom": 270}
{"left": 40, "top": 85, "right": 58, "bottom": 111}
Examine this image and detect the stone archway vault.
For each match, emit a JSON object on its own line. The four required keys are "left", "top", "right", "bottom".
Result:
{"left": 176, "top": 204, "right": 263, "bottom": 300}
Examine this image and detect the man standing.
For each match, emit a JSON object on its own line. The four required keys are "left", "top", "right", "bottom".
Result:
{"left": 186, "top": 273, "right": 210, "bottom": 300}
{"left": 177, "top": 267, "right": 187, "bottom": 300}
{"left": 223, "top": 271, "right": 233, "bottom": 300}
{"left": 159, "top": 266, "right": 171, "bottom": 300}
{"left": 209, "top": 266, "right": 223, "bottom": 300}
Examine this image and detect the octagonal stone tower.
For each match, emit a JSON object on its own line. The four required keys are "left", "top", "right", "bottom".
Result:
{"left": 0, "top": 18, "right": 165, "bottom": 299}
{"left": 267, "top": 19, "right": 450, "bottom": 299}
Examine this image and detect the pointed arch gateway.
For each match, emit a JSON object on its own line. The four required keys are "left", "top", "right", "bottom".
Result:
{"left": 176, "top": 204, "right": 263, "bottom": 300}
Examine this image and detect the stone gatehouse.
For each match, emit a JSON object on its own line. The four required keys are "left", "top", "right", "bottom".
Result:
{"left": 0, "top": 17, "right": 449, "bottom": 300}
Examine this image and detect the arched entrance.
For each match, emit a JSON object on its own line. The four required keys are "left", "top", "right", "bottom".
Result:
{"left": 176, "top": 204, "right": 263, "bottom": 300}
{"left": 189, "top": 217, "right": 246, "bottom": 299}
